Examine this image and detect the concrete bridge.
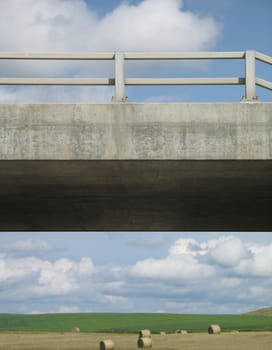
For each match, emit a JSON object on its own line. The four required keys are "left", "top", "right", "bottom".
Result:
{"left": 0, "top": 51, "right": 271, "bottom": 231}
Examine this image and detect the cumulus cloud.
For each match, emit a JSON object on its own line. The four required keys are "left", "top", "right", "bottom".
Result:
{"left": 235, "top": 244, "right": 272, "bottom": 277}
{"left": 208, "top": 236, "right": 249, "bottom": 267}
{"left": 0, "top": 0, "right": 220, "bottom": 102}
{"left": 0, "top": 257, "right": 44, "bottom": 283}
{"left": 131, "top": 255, "right": 215, "bottom": 281}
{"left": 0, "top": 0, "right": 219, "bottom": 52}
{"left": 169, "top": 238, "right": 206, "bottom": 256}
{"left": 0, "top": 255, "right": 95, "bottom": 297}
{"left": 1, "top": 234, "right": 272, "bottom": 314}
{"left": 95, "top": 0, "right": 219, "bottom": 51}
{"left": 34, "top": 257, "right": 95, "bottom": 296}
{"left": 127, "top": 236, "right": 272, "bottom": 313}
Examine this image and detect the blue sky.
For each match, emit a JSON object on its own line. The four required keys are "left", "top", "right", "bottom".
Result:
{"left": 0, "top": 0, "right": 271, "bottom": 314}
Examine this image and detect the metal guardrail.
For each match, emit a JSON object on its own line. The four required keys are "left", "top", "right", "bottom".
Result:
{"left": 0, "top": 50, "right": 271, "bottom": 102}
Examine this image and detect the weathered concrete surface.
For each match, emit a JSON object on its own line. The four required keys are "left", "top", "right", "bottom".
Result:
{"left": 0, "top": 103, "right": 272, "bottom": 160}
{"left": 0, "top": 103, "right": 271, "bottom": 231}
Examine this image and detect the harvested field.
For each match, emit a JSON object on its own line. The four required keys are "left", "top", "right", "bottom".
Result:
{"left": 0, "top": 331, "right": 272, "bottom": 350}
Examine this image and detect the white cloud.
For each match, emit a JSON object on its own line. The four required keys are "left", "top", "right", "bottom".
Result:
{"left": 127, "top": 235, "right": 272, "bottom": 313}
{"left": 95, "top": 0, "right": 219, "bottom": 51}
{"left": 34, "top": 257, "right": 95, "bottom": 296}
{"left": 0, "top": 0, "right": 219, "bottom": 52}
{"left": 131, "top": 255, "right": 215, "bottom": 281}
{"left": 169, "top": 238, "right": 206, "bottom": 256}
{"left": 208, "top": 236, "right": 248, "bottom": 267}
{"left": 0, "top": 0, "right": 220, "bottom": 102}
{"left": 0, "top": 257, "right": 45, "bottom": 283}
{"left": 235, "top": 243, "right": 272, "bottom": 277}
{"left": 0, "top": 255, "right": 95, "bottom": 297}
{"left": 2, "top": 234, "right": 272, "bottom": 314}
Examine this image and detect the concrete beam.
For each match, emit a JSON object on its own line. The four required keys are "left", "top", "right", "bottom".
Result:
{"left": 0, "top": 103, "right": 271, "bottom": 160}
{"left": 0, "top": 103, "right": 271, "bottom": 231}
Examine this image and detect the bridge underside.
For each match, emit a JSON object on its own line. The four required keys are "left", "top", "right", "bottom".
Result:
{"left": 0, "top": 160, "right": 271, "bottom": 231}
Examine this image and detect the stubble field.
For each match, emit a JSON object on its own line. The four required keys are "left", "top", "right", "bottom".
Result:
{"left": 0, "top": 331, "right": 272, "bottom": 350}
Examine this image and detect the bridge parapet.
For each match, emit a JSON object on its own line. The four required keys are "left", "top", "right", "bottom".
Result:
{"left": 0, "top": 50, "right": 271, "bottom": 102}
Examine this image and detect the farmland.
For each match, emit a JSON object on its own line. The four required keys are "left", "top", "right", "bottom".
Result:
{"left": 0, "top": 331, "right": 272, "bottom": 350}
{"left": 0, "top": 313, "right": 271, "bottom": 350}
{"left": 0, "top": 313, "right": 271, "bottom": 333}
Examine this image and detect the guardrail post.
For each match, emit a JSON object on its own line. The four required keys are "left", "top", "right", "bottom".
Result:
{"left": 113, "top": 51, "right": 127, "bottom": 102}
{"left": 244, "top": 50, "right": 258, "bottom": 101}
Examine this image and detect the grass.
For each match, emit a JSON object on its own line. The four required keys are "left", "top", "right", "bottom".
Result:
{"left": 0, "top": 313, "right": 272, "bottom": 333}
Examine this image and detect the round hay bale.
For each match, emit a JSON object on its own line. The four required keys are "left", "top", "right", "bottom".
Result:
{"left": 72, "top": 327, "right": 80, "bottom": 333}
{"left": 175, "top": 329, "right": 187, "bottom": 334}
{"left": 159, "top": 331, "right": 166, "bottom": 335}
{"left": 137, "top": 337, "right": 152, "bottom": 348}
{"left": 139, "top": 329, "right": 151, "bottom": 338}
{"left": 208, "top": 324, "right": 221, "bottom": 334}
{"left": 100, "top": 339, "right": 114, "bottom": 350}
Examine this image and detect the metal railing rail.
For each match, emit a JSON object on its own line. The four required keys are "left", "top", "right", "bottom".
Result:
{"left": 0, "top": 50, "right": 271, "bottom": 102}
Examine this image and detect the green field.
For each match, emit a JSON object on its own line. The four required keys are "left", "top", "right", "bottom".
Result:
{"left": 0, "top": 313, "right": 271, "bottom": 333}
